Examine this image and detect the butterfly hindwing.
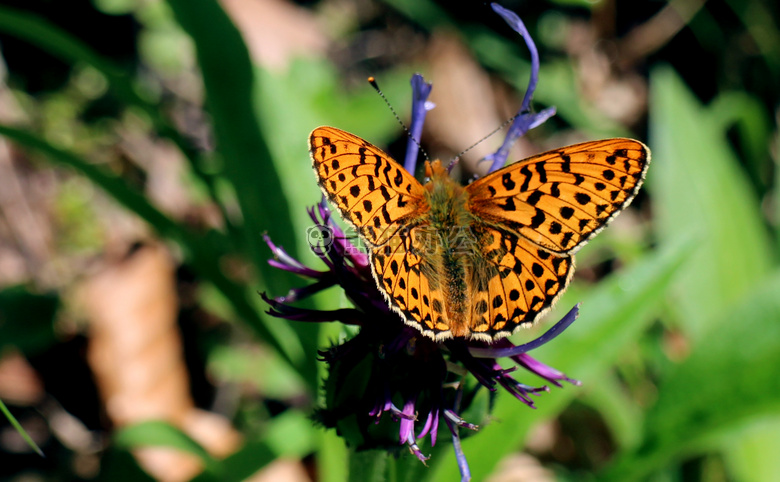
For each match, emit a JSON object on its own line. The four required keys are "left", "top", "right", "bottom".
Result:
{"left": 468, "top": 225, "right": 573, "bottom": 340}
{"left": 467, "top": 139, "right": 650, "bottom": 254}
{"left": 309, "top": 126, "right": 427, "bottom": 246}
{"left": 370, "top": 225, "right": 452, "bottom": 338}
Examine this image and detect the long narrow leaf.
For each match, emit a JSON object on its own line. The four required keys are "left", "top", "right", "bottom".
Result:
{"left": 164, "top": 0, "right": 319, "bottom": 387}
{"left": 648, "top": 65, "right": 776, "bottom": 339}
{"left": 0, "top": 398, "right": 44, "bottom": 457}
{"left": 115, "top": 421, "right": 220, "bottom": 474}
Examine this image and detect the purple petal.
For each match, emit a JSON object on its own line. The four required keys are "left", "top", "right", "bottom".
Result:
{"left": 404, "top": 73, "right": 434, "bottom": 174}
{"left": 468, "top": 304, "right": 579, "bottom": 358}
{"left": 487, "top": 3, "right": 555, "bottom": 172}
{"left": 399, "top": 398, "right": 417, "bottom": 444}
{"left": 485, "top": 107, "right": 557, "bottom": 172}
{"left": 491, "top": 4, "right": 539, "bottom": 115}
{"left": 429, "top": 409, "right": 439, "bottom": 447}
{"left": 263, "top": 234, "right": 325, "bottom": 278}
{"left": 515, "top": 353, "right": 582, "bottom": 388}
{"left": 417, "top": 410, "right": 434, "bottom": 440}
{"left": 274, "top": 278, "right": 337, "bottom": 303}
{"left": 261, "top": 293, "right": 364, "bottom": 324}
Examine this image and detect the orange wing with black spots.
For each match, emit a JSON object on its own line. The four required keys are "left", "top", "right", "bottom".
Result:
{"left": 465, "top": 226, "right": 573, "bottom": 341}
{"left": 467, "top": 139, "right": 650, "bottom": 255}
{"left": 369, "top": 225, "right": 452, "bottom": 339}
{"left": 310, "top": 127, "right": 449, "bottom": 337}
{"left": 310, "top": 126, "right": 427, "bottom": 246}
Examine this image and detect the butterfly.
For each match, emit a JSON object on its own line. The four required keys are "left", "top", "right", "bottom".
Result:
{"left": 309, "top": 126, "right": 650, "bottom": 342}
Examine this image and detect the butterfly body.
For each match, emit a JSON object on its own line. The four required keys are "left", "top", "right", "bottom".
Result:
{"left": 309, "top": 127, "right": 649, "bottom": 342}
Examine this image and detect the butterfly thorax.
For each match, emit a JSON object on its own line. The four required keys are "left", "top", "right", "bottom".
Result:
{"left": 419, "top": 160, "right": 483, "bottom": 337}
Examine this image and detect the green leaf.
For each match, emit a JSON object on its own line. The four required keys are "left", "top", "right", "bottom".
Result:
{"left": 579, "top": 372, "right": 643, "bottom": 451}
{"left": 708, "top": 91, "right": 773, "bottom": 192}
{"left": 164, "top": 0, "right": 320, "bottom": 388}
{"left": 722, "top": 416, "right": 780, "bottom": 482}
{"left": 262, "top": 410, "right": 317, "bottom": 458}
{"left": 97, "top": 448, "right": 156, "bottom": 481}
{"left": 189, "top": 440, "right": 275, "bottom": 482}
{"left": 647, "top": 65, "right": 776, "bottom": 339}
{"left": 114, "top": 420, "right": 220, "bottom": 473}
{"left": 164, "top": 0, "right": 297, "bottom": 273}
{"left": 431, "top": 235, "right": 693, "bottom": 481}
{"left": 0, "top": 398, "right": 44, "bottom": 457}
{"left": 601, "top": 269, "right": 780, "bottom": 481}
{"left": 317, "top": 428, "right": 349, "bottom": 482}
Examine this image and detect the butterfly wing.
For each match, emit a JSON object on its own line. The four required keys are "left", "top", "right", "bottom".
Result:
{"left": 370, "top": 225, "right": 453, "bottom": 339}
{"left": 466, "top": 225, "right": 573, "bottom": 341}
{"left": 467, "top": 139, "right": 650, "bottom": 255}
{"left": 310, "top": 127, "right": 447, "bottom": 337}
{"left": 309, "top": 126, "right": 427, "bottom": 246}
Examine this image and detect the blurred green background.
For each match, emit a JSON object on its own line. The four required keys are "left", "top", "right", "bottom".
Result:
{"left": 0, "top": 0, "right": 778, "bottom": 480}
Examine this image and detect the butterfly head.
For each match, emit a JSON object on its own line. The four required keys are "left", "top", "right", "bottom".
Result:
{"left": 423, "top": 159, "right": 449, "bottom": 181}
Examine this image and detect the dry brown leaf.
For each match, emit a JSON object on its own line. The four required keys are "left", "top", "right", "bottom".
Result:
{"left": 245, "top": 458, "right": 312, "bottom": 482}
{"left": 486, "top": 453, "right": 555, "bottom": 482}
{"left": 0, "top": 351, "right": 44, "bottom": 405}
{"left": 80, "top": 243, "right": 240, "bottom": 481}
{"left": 220, "top": 0, "right": 327, "bottom": 70}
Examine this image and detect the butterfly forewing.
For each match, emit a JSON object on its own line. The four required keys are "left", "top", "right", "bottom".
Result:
{"left": 467, "top": 139, "right": 650, "bottom": 255}
{"left": 310, "top": 127, "right": 427, "bottom": 246}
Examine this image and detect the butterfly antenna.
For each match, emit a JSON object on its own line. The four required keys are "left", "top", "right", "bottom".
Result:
{"left": 448, "top": 113, "right": 520, "bottom": 170}
{"left": 367, "top": 77, "right": 430, "bottom": 162}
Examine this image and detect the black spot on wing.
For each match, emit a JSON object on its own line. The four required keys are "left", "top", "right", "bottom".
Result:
{"left": 530, "top": 208, "right": 546, "bottom": 229}
{"left": 526, "top": 191, "right": 543, "bottom": 206}
{"left": 575, "top": 192, "right": 591, "bottom": 205}
{"left": 560, "top": 206, "right": 575, "bottom": 219}
{"left": 394, "top": 168, "right": 403, "bottom": 187}
{"left": 502, "top": 173, "right": 516, "bottom": 191}
{"left": 535, "top": 161, "right": 547, "bottom": 183}
{"left": 520, "top": 166, "right": 532, "bottom": 191}
{"left": 350, "top": 185, "right": 361, "bottom": 198}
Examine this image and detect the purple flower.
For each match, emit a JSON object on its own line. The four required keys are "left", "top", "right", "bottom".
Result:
{"left": 483, "top": 3, "right": 557, "bottom": 173}
{"left": 263, "top": 5, "right": 575, "bottom": 481}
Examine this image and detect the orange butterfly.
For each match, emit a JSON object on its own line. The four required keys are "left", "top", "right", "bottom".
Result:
{"left": 309, "top": 127, "right": 650, "bottom": 342}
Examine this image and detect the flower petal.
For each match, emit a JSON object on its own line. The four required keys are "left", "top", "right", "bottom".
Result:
{"left": 404, "top": 73, "right": 433, "bottom": 174}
